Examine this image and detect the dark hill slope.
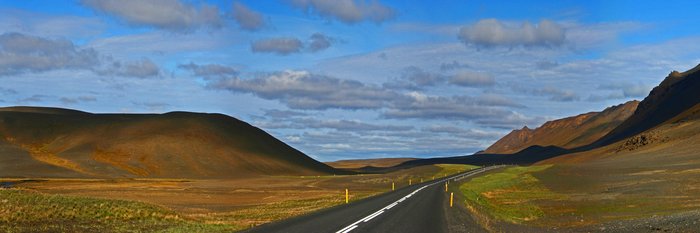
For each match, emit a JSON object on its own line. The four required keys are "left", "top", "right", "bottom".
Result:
{"left": 594, "top": 64, "right": 700, "bottom": 146}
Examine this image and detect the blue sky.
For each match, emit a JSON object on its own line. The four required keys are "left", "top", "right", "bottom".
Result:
{"left": 1, "top": 0, "right": 699, "bottom": 161}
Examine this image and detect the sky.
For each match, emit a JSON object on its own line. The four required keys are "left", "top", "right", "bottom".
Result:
{"left": 1, "top": 0, "right": 700, "bottom": 162}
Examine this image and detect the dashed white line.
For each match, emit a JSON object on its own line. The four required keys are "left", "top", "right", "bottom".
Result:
{"left": 334, "top": 182, "right": 435, "bottom": 233}
{"left": 335, "top": 166, "right": 501, "bottom": 233}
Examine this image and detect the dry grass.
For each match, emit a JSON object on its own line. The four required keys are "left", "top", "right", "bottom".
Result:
{"left": 0, "top": 163, "right": 475, "bottom": 232}
{"left": 459, "top": 162, "right": 700, "bottom": 228}
{"left": 0, "top": 189, "right": 236, "bottom": 232}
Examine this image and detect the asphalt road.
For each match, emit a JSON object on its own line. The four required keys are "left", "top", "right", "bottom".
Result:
{"left": 245, "top": 166, "right": 504, "bottom": 233}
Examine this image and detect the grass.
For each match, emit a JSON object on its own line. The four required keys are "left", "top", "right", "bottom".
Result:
{"left": 0, "top": 188, "right": 379, "bottom": 232}
{"left": 0, "top": 164, "right": 480, "bottom": 232}
{"left": 458, "top": 165, "right": 563, "bottom": 224}
{"left": 0, "top": 189, "right": 236, "bottom": 233}
{"left": 198, "top": 191, "right": 378, "bottom": 229}
{"left": 433, "top": 164, "right": 480, "bottom": 179}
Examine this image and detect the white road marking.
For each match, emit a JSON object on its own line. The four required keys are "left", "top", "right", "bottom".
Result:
{"left": 335, "top": 166, "right": 503, "bottom": 233}
{"left": 334, "top": 184, "right": 430, "bottom": 233}
{"left": 362, "top": 211, "right": 384, "bottom": 222}
{"left": 338, "top": 225, "right": 358, "bottom": 233}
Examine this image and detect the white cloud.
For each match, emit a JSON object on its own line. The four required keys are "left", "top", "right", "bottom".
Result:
{"left": 97, "top": 58, "right": 161, "bottom": 78}
{"left": 178, "top": 62, "right": 238, "bottom": 77}
{"left": 88, "top": 31, "right": 231, "bottom": 57}
{"left": 209, "top": 70, "right": 396, "bottom": 110}
{"left": 308, "top": 33, "right": 335, "bottom": 52}
{"left": 449, "top": 71, "right": 495, "bottom": 87}
{"left": 290, "top": 0, "right": 395, "bottom": 24}
{"left": 251, "top": 37, "right": 304, "bottom": 55}
{"left": 0, "top": 32, "right": 98, "bottom": 75}
{"left": 531, "top": 87, "right": 580, "bottom": 102}
{"left": 81, "top": 0, "right": 223, "bottom": 32}
{"left": 232, "top": 1, "right": 265, "bottom": 31}
{"left": 458, "top": 19, "right": 565, "bottom": 47}
{"left": 384, "top": 93, "right": 516, "bottom": 123}
{"left": 251, "top": 34, "right": 337, "bottom": 55}
{"left": 0, "top": 32, "right": 164, "bottom": 79}
{"left": 383, "top": 66, "right": 445, "bottom": 90}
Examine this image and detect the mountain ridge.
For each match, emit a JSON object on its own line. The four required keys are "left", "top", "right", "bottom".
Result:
{"left": 484, "top": 100, "right": 639, "bottom": 154}
{"left": 399, "top": 63, "right": 700, "bottom": 168}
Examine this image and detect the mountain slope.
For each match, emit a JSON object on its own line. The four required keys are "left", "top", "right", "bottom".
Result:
{"left": 0, "top": 107, "right": 340, "bottom": 178}
{"left": 404, "top": 64, "right": 700, "bottom": 167}
{"left": 484, "top": 101, "right": 638, "bottom": 154}
{"left": 593, "top": 64, "right": 700, "bottom": 147}
{"left": 543, "top": 64, "right": 700, "bottom": 164}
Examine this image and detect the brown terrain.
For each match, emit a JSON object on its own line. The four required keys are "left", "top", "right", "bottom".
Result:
{"left": 484, "top": 100, "right": 639, "bottom": 154}
{"left": 325, "top": 158, "right": 417, "bottom": 169}
{"left": 0, "top": 107, "right": 340, "bottom": 178}
{"left": 1, "top": 163, "right": 473, "bottom": 231}
{"left": 446, "top": 64, "right": 700, "bottom": 231}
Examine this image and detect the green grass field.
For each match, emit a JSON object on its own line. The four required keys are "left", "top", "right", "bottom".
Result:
{"left": 458, "top": 165, "right": 563, "bottom": 224}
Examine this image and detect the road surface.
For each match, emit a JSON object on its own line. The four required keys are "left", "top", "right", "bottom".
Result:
{"left": 245, "top": 166, "right": 504, "bottom": 233}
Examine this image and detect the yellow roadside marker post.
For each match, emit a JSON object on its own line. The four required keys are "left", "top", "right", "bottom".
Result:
{"left": 445, "top": 182, "right": 448, "bottom": 192}
{"left": 392, "top": 182, "right": 395, "bottom": 191}
{"left": 345, "top": 189, "right": 349, "bottom": 204}
{"left": 450, "top": 192, "right": 454, "bottom": 207}
{"left": 420, "top": 178, "right": 423, "bottom": 183}
{"left": 409, "top": 179, "right": 412, "bottom": 185}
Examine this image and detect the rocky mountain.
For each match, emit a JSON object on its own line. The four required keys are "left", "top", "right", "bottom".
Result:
{"left": 593, "top": 64, "right": 700, "bottom": 146}
{"left": 484, "top": 101, "right": 638, "bottom": 154}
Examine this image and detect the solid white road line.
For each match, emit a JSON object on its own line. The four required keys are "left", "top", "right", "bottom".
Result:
{"left": 362, "top": 211, "right": 384, "bottom": 222}
{"left": 338, "top": 225, "right": 358, "bottom": 233}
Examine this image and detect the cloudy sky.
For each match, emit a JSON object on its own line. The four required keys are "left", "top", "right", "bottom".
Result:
{"left": 1, "top": 0, "right": 699, "bottom": 161}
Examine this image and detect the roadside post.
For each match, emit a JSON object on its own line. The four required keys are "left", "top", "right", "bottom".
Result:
{"left": 450, "top": 192, "right": 454, "bottom": 207}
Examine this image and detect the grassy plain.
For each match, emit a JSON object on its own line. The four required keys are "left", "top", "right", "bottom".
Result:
{"left": 459, "top": 163, "right": 700, "bottom": 229}
{"left": 0, "top": 164, "right": 475, "bottom": 232}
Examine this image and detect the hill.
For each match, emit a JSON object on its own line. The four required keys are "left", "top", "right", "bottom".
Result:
{"left": 401, "top": 63, "right": 700, "bottom": 167}
{"left": 543, "top": 63, "right": 700, "bottom": 164}
{"left": 592, "top": 64, "right": 700, "bottom": 146}
{"left": 0, "top": 107, "right": 341, "bottom": 178}
{"left": 484, "top": 100, "right": 638, "bottom": 154}
{"left": 325, "top": 158, "right": 416, "bottom": 169}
